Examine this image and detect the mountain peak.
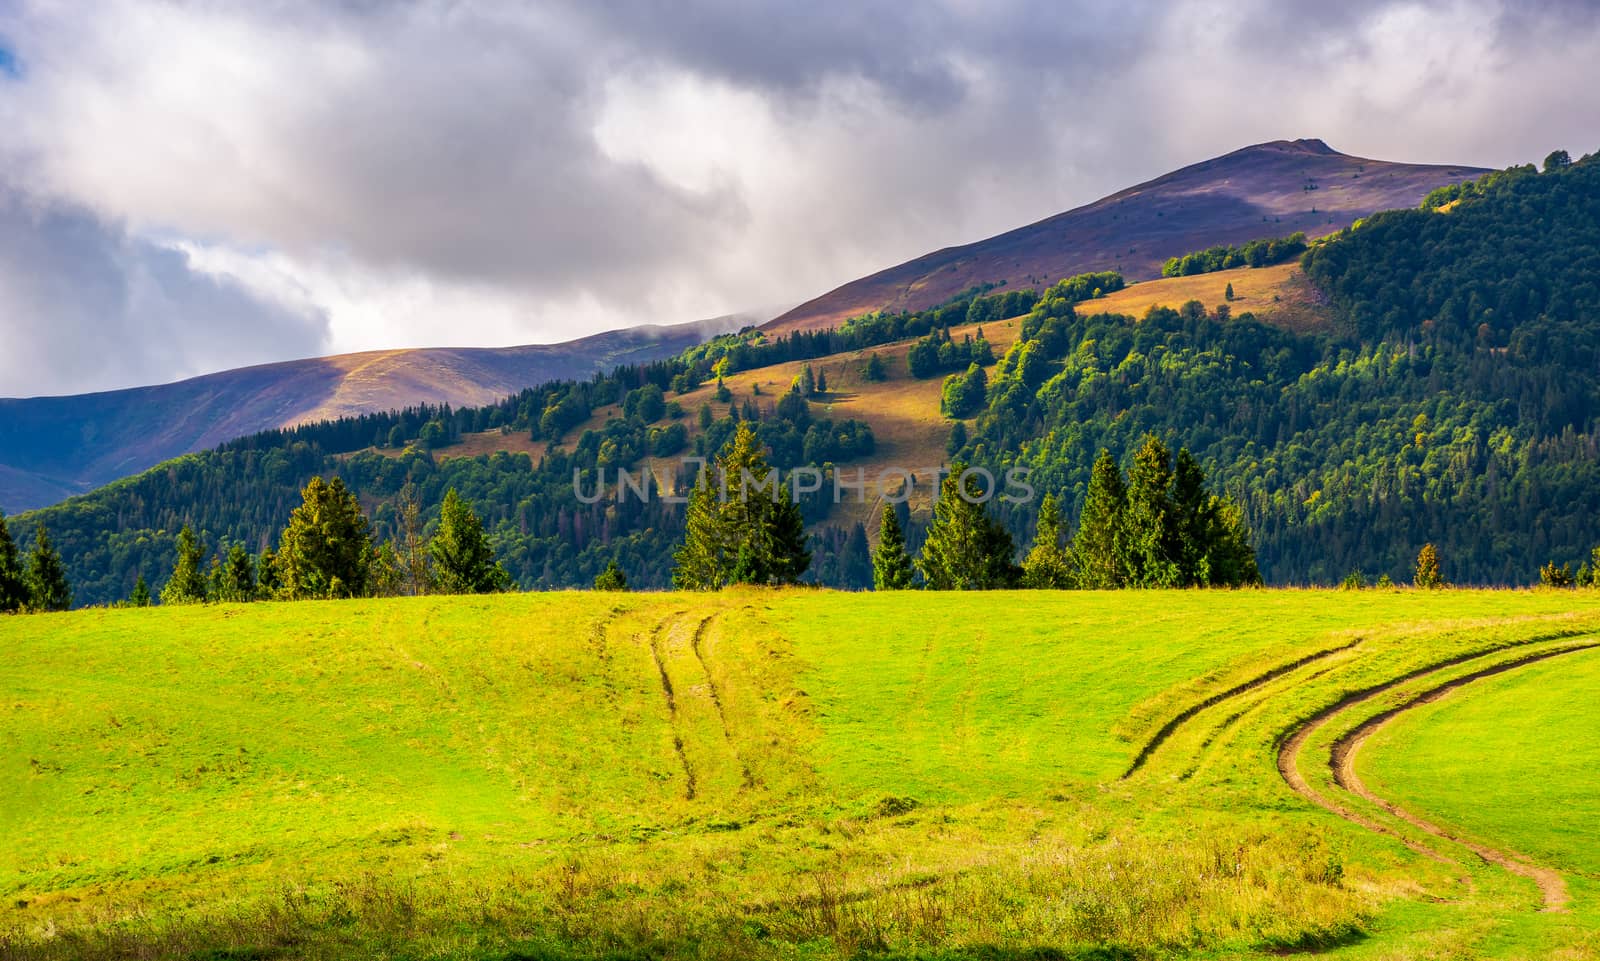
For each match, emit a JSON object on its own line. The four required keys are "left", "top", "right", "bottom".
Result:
{"left": 764, "top": 141, "right": 1489, "bottom": 334}
{"left": 1290, "top": 137, "right": 1338, "bottom": 155}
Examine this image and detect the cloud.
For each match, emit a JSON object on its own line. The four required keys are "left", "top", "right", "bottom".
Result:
{"left": 0, "top": 185, "right": 330, "bottom": 397}
{"left": 0, "top": 0, "right": 1597, "bottom": 394}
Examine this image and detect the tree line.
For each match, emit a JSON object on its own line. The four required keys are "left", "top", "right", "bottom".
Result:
{"left": 0, "top": 511, "right": 71, "bottom": 613}
{"left": 665, "top": 425, "right": 1261, "bottom": 593}
{"left": 152, "top": 480, "right": 509, "bottom": 606}
{"left": 1161, "top": 233, "right": 1308, "bottom": 277}
{"left": 864, "top": 436, "right": 1259, "bottom": 591}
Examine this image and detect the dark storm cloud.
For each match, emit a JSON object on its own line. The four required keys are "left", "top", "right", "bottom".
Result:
{"left": 0, "top": 0, "right": 1597, "bottom": 395}
{"left": 0, "top": 186, "right": 330, "bottom": 398}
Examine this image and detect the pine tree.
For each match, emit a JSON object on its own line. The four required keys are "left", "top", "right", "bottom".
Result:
{"left": 1072, "top": 450, "right": 1126, "bottom": 589}
{"left": 129, "top": 575, "right": 152, "bottom": 607}
{"left": 917, "top": 464, "right": 1017, "bottom": 590}
{"left": 367, "top": 541, "right": 405, "bottom": 597}
{"left": 864, "top": 352, "right": 888, "bottom": 381}
{"left": 430, "top": 488, "right": 510, "bottom": 594}
{"left": 161, "top": 525, "right": 209, "bottom": 606}
{"left": 25, "top": 525, "right": 72, "bottom": 612}
{"left": 0, "top": 510, "right": 27, "bottom": 614}
{"left": 396, "top": 482, "right": 432, "bottom": 596}
{"left": 719, "top": 423, "right": 808, "bottom": 586}
{"left": 799, "top": 364, "right": 816, "bottom": 397}
{"left": 1123, "top": 435, "right": 1179, "bottom": 587}
{"left": 872, "top": 505, "right": 915, "bottom": 590}
{"left": 1540, "top": 560, "right": 1575, "bottom": 588}
{"left": 947, "top": 420, "right": 967, "bottom": 456}
{"left": 763, "top": 486, "right": 812, "bottom": 585}
{"left": 1022, "top": 493, "right": 1074, "bottom": 589}
{"left": 594, "top": 559, "right": 629, "bottom": 591}
{"left": 277, "top": 476, "right": 373, "bottom": 599}
{"left": 673, "top": 466, "right": 728, "bottom": 590}
{"left": 672, "top": 423, "right": 810, "bottom": 589}
{"left": 257, "top": 547, "right": 281, "bottom": 597}
{"left": 1205, "top": 498, "right": 1262, "bottom": 587}
{"left": 814, "top": 368, "right": 827, "bottom": 395}
{"left": 1414, "top": 543, "right": 1444, "bottom": 589}
{"left": 217, "top": 543, "right": 257, "bottom": 602}
{"left": 1167, "top": 448, "right": 1214, "bottom": 586}
{"left": 1224, "top": 282, "right": 1235, "bottom": 302}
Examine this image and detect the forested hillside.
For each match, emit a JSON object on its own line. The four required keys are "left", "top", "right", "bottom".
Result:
{"left": 967, "top": 150, "right": 1600, "bottom": 583}
{"left": 10, "top": 286, "right": 1057, "bottom": 605}
{"left": 12, "top": 150, "right": 1600, "bottom": 602}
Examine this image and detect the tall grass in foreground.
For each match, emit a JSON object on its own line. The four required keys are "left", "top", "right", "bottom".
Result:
{"left": 1, "top": 822, "right": 1361, "bottom": 961}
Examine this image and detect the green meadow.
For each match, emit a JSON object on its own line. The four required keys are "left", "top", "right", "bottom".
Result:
{"left": 3, "top": 589, "right": 1600, "bottom": 960}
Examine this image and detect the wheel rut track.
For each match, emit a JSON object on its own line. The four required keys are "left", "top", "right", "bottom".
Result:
{"left": 1279, "top": 639, "right": 1599, "bottom": 913}
{"left": 1328, "top": 642, "right": 1599, "bottom": 913}
{"left": 647, "top": 612, "right": 698, "bottom": 801}
{"left": 1121, "top": 637, "right": 1362, "bottom": 779}
{"left": 688, "top": 614, "right": 758, "bottom": 791}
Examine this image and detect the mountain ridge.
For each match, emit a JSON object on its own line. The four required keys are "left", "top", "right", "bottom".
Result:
{"left": 0, "top": 315, "right": 747, "bottom": 512}
{"left": 762, "top": 139, "right": 1486, "bottom": 333}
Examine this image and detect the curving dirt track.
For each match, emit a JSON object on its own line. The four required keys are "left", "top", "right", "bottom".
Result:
{"left": 1120, "top": 637, "right": 1363, "bottom": 779}
{"left": 1279, "top": 641, "right": 1599, "bottom": 913}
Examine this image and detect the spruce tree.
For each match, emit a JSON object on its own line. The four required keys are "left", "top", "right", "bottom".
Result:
{"left": 1414, "top": 543, "right": 1444, "bottom": 589}
{"left": 947, "top": 421, "right": 967, "bottom": 456}
{"left": 396, "top": 482, "right": 432, "bottom": 596}
{"left": 1205, "top": 499, "right": 1262, "bottom": 587}
{"left": 672, "top": 423, "right": 810, "bottom": 589}
{"left": 864, "top": 353, "right": 887, "bottom": 381}
{"left": 1123, "top": 435, "right": 1179, "bottom": 587}
{"left": 25, "top": 525, "right": 72, "bottom": 612}
{"left": 1022, "top": 493, "right": 1074, "bottom": 589}
{"left": 367, "top": 541, "right": 405, "bottom": 597}
{"left": 277, "top": 476, "right": 373, "bottom": 599}
{"left": 129, "top": 575, "right": 152, "bottom": 607}
{"left": 762, "top": 486, "right": 812, "bottom": 585}
{"left": 594, "top": 559, "right": 629, "bottom": 591}
{"left": 916, "top": 464, "right": 1017, "bottom": 590}
{"left": 217, "top": 543, "right": 258, "bottom": 602}
{"left": 0, "top": 510, "right": 27, "bottom": 613}
{"left": 430, "top": 488, "right": 510, "bottom": 594}
{"left": 257, "top": 547, "right": 281, "bottom": 597}
{"left": 161, "top": 525, "right": 209, "bottom": 606}
{"left": 1167, "top": 448, "right": 1214, "bottom": 586}
{"left": 814, "top": 368, "right": 827, "bottom": 395}
{"left": 718, "top": 423, "right": 808, "bottom": 586}
{"left": 1072, "top": 450, "right": 1126, "bottom": 589}
{"left": 673, "top": 466, "right": 728, "bottom": 590}
{"left": 871, "top": 505, "right": 915, "bottom": 590}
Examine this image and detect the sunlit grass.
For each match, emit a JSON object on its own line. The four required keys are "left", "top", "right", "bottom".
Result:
{"left": 3, "top": 588, "right": 1599, "bottom": 959}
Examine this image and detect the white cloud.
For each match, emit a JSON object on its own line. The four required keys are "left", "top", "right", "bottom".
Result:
{"left": 0, "top": 0, "right": 1597, "bottom": 395}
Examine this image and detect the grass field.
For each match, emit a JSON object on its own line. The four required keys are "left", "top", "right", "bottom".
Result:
{"left": 4, "top": 589, "right": 1600, "bottom": 960}
{"left": 1360, "top": 648, "right": 1600, "bottom": 877}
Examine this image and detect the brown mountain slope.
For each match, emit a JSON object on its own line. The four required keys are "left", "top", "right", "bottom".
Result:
{"left": 0, "top": 316, "right": 746, "bottom": 513}
{"left": 763, "top": 139, "right": 1484, "bottom": 334}
{"left": 343, "top": 262, "right": 1321, "bottom": 530}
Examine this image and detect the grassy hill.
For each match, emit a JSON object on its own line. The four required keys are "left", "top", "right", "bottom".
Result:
{"left": 4, "top": 590, "right": 1600, "bottom": 959}
{"left": 764, "top": 139, "right": 1482, "bottom": 334}
{"left": 0, "top": 316, "right": 745, "bottom": 514}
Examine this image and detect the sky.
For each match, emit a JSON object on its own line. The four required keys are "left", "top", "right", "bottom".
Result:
{"left": 0, "top": 0, "right": 1597, "bottom": 398}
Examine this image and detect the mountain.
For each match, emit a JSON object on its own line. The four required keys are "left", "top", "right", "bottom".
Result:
{"left": 0, "top": 315, "right": 748, "bottom": 513}
{"left": 25, "top": 145, "right": 1600, "bottom": 605}
{"left": 763, "top": 139, "right": 1485, "bottom": 333}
